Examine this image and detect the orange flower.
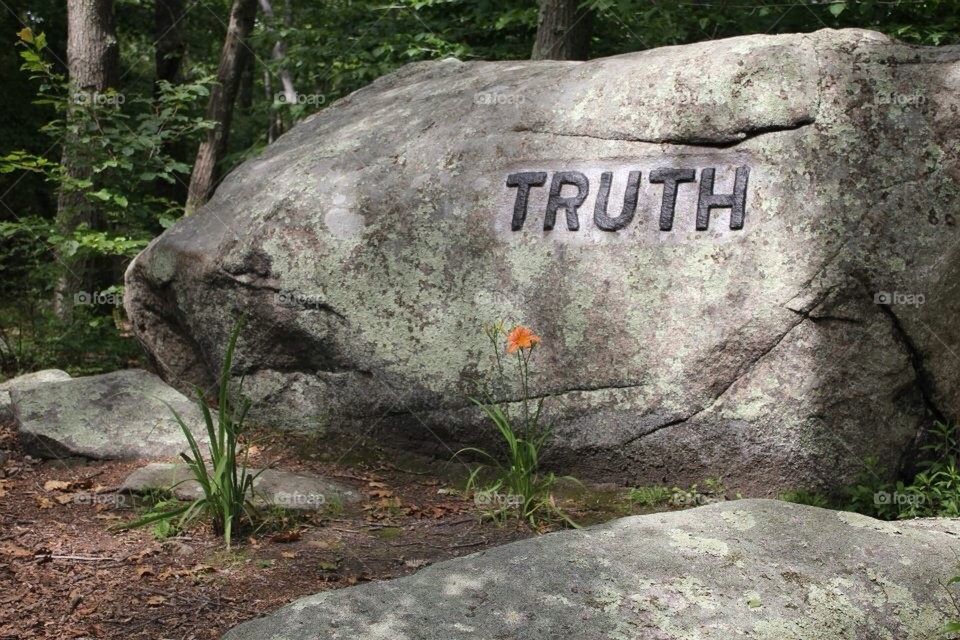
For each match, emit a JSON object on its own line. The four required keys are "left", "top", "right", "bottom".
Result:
{"left": 506, "top": 325, "right": 540, "bottom": 354}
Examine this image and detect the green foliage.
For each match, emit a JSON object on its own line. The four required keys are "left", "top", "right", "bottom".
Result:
{"left": 0, "top": 26, "right": 213, "bottom": 376}
{"left": 0, "top": 209, "right": 139, "bottom": 378}
{"left": 9, "top": 29, "right": 214, "bottom": 256}
{"left": 117, "top": 319, "right": 261, "bottom": 549}
{"left": 846, "top": 421, "right": 960, "bottom": 520}
{"left": 627, "top": 485, "right": 673, "bottom": 508}
{"left": 668, "top": 477, "right": 733, "bottom": 508}
{"left": 628, "top": 478, "right": 733, "bottom": 511}
{"left": 778, "top": 490, "right": 832, "bottom": 509}
{"left": 947, "top": 574, "right": 960, "bottom": 637}
{"left": 0, "top": 300, "right": 138, "bottom": 377}
{"left": 455, "top": 322, "right": 575, "bottom": 527}
{"left": 144, "top": 498, "right": 181, "bottom": 539}
{"left": 584, "top": 0, "right": 960, "bottom": 57}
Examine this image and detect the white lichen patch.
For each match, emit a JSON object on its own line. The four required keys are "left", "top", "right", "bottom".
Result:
{"left": 541, "top": 593, "right": 576, "bottom": 608}
{"left": 864, "top": 567, "right": 950, "bottom": 637}
{"left": 363, "top": 614, "right": 411, "bottom": 640}
{"left": 624, "top": 576, "right": 721, "bottom": 639}
{"left": 720, "top": 509, "right": 758, "bottom": 532}
{"left": 323, "top": 206, "right": 364, "bottom": 239}
{"left": 593, "top": 587, "right": 625, "bottom": 613}
{"left": 501, "top": 609, "right": 525, "bottom": 626}
{"left": 442, "top": 573, "right": 487, "bottom": 597}
{"left": 836, "top": 511, "right": 903, "bottom": 536}
{"left": 744, "top": 591, "right": 763, "bottom": 610}
{"left": 669, "top": 529, "right": 730, "bottom": 557}
{"left": 751, "top": 579, "right": 869, "bottom": 640}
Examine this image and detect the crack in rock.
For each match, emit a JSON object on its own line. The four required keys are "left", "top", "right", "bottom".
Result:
{"left": 877, "top": 305, "right": 947, "bottom": 473}
{"left": 510, "top": 119, "right": 815, "bottom": 149}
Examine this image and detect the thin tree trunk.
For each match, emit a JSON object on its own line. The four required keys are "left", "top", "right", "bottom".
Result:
{"left": 263, "top": 68, "right": 278, "bottom": 144}
{"left": 154, "top": 0, "right": 184, "bottom": 90}
{"left": 531, "top": 0, "right": 593, "bottom": 61}
{"left": 154, "top": 0, "right": 186, "bottom": 204}
{"left": 259, "top": 0, "right": 296, "bottom": 142}
{"left": 185, "top": 0, "right": 258, "bottom": 215}
{"left": 55, "top": 0, "right": 120, "bottom": 318}
{"left": 239, "top": 54, "right": 255, "bottom": 110}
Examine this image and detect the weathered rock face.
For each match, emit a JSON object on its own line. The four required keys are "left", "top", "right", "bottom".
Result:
{"left": 222, "top": 499, "right": 960, "bottom": 640}
{"left": 125, "top": 28, "right": 960, "bottom": 493}
{"left": 0, "top": 369, "right": 71, "bottom": 423}
{"left": 12, "top": 369, "right": 207, "bottom": 460}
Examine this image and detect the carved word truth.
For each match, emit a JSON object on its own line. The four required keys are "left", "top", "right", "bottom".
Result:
{"left": 506, "top": 166, "right": 749, "bottom": 232}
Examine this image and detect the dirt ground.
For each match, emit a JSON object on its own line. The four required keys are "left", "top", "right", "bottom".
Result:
{"left": 0, "top": 419, "right": 645, "bottom": 640}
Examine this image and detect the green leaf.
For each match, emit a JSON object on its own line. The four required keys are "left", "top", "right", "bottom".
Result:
{"left": 61, "top": 239, "right": 80, "bottom": 257}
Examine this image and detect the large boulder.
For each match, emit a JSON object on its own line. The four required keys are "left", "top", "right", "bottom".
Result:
{"left": 125, "top": 28, "right": 960, "bottom": 493}
{"left": 222, "top": 499, "right": 960, "bottom": 640}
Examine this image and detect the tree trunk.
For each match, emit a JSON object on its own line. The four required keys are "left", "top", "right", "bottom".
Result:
{"left": 55, "top": 0, "right": 120, "bottom": 317}
{"left": 154, "top": 0, "right": 184, "bottom": 90}
{"left": 154, "top": 0, "right": 187, "bottom": 204}
{"left": 185, "top": 0, "right": 258, "bottom": 215}
{"left": 531, "top": 0, "right": 593, "bottom": 61}
{"left": 259, "top": 0, "right": 296, "bottom": 142}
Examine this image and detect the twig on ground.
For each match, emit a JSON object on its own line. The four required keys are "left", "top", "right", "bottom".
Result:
{"left": 45, "top": 554, "right": 120, "bottom": 562}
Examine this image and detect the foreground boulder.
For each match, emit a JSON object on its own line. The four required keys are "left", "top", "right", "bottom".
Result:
{"left": 222, "top": 499, "right": 960, "bottom": 640}
{"left": 12, "top": 369, "right": 207, "bottom": 459}
{"left": 0, "top": 369, "right": 71, "bottom": 423}
{"left": 126, "top": 28, "right": 960, "bottom": 492}
{"left": 119, "top": 462, "right": 361, "bottom": 509}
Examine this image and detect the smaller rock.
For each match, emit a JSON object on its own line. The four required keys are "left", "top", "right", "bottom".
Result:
{"left": 120, "top": 463, "right": 361, "bottom": 510}
{"left": 0, "top": 369, "right": 71, "bottom": 423}
{"left": 12, "top": 369, "right": 208, "bottom": 460}
{"left": 161, "top": 539, "right": 194, "bottom": 556}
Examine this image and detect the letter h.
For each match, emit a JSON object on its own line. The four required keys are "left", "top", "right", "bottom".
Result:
{"left": 696, "top": 166, "right": 749, "bottom": 230}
